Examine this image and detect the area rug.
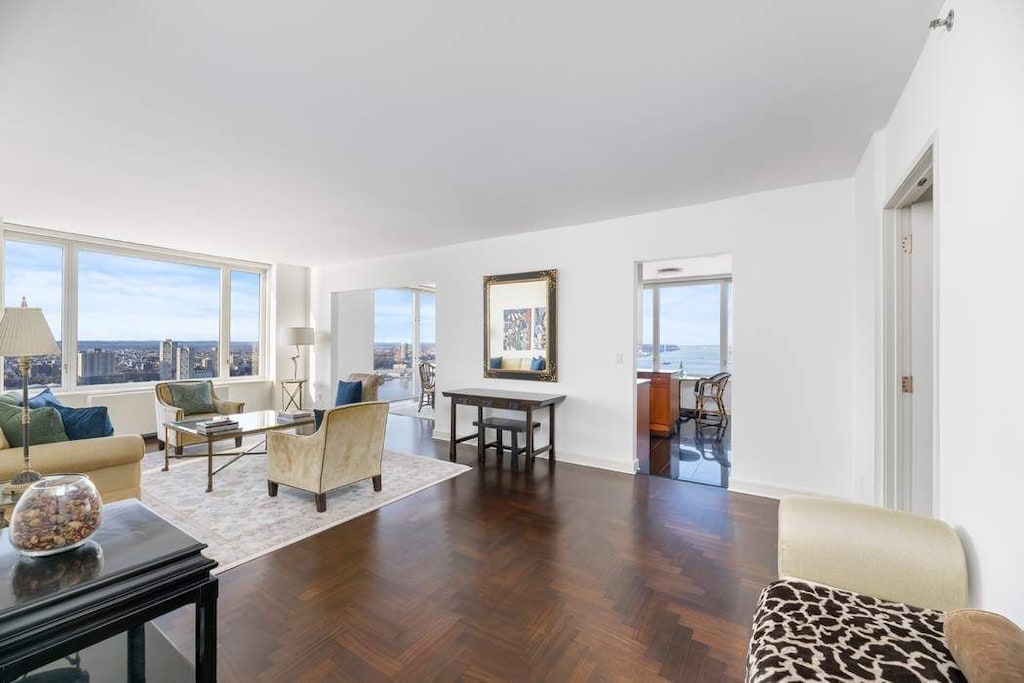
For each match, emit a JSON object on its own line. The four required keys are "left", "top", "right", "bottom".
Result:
{"left": 141, "top": 451, "right": 468, "bottom": 572}
{"left": 388, "top": 399, "right": 434, "bottom": 419}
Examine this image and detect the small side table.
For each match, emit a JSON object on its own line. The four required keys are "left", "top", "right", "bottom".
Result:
{"left": 281, "top": 379, "right": 307, "bottom": 411}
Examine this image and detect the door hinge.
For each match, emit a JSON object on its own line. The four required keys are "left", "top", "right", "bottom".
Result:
{"left": 901, "top": 235, "right": 913, "bottom": 255}
{"left": 901, "top": 375, "right": 914, "bottom": 394}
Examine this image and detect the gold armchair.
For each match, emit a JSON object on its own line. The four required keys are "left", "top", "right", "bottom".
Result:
{"left": 266, "top": 401, "right": 388, "bottom": 512}
{"left": 154, "top": 380, "right": 245, "bottom": 454}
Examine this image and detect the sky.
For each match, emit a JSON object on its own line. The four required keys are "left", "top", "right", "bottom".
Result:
{"left": 4, "top": 239, "right": 261, "bottom": 342}
{"left": 374, "top": 289, "right": 436, "bottom": 344}
{"left": 642, "top": 282, "right": 731, "bottom": 346}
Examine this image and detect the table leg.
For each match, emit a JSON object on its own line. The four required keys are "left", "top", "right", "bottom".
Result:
{"left": 476, "top": 405, "right": 485, "bottom": 464}
{"left": 549, "top": 403, "right": 557, "bottom": 466}
{"left": 525, "top": 406, "right": 534, "bottom": 472}
{"left": 206, "top": 438, "right": 214, "bottom": 493}
{"left": 163, "top": 426, "right": 170, "bottom": 472}
{"left": 195, "top": 581, "right": 218, "bottom": 683}
{"left": 449, "top": 398, "right": 457, "bottom": 461}
{"left": 128, "top": 623, "right": 146, "bottom": 682}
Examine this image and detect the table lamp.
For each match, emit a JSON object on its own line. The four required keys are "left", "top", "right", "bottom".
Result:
{"left": 0, "top": 298, "right": 61, "bottom": 485}
{"left": 281, "top": 326, "right": 314, "bottom": 380}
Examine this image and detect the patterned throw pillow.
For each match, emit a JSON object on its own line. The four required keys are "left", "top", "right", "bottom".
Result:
{"left": 168, "top": 382, "right": 217, "bottom": 416}
{"left": 0, "top": 402, "right": 69, "bottom": 447}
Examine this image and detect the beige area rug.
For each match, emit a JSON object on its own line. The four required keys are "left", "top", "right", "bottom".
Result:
{"left": 141, "top": 451, "right": 468, "bottom": 573}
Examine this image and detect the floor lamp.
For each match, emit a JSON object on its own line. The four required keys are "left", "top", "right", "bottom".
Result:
{"left": 0, "top": 298, "right": 61, "bottom": 486}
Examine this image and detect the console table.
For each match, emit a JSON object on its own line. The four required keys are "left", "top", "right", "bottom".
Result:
{"left": 0, "top": 499, "right": 218, "bottom": 682}
{"left": 442, "top": 388, "right": 566, "bottom": 470}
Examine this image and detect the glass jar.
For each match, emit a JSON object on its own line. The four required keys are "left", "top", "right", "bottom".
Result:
{"left": 8, "top": 474, "right": 103, "bottom": 557}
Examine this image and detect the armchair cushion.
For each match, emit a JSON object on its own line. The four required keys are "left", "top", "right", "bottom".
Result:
{"left": 334, "top": 380, "right": 363, "bottom": 406}
{"left": 0, "top": 403, "right": 68, "bottom": 447}
{"left": 167, "top": 382, "right": 217, "bottom": 416}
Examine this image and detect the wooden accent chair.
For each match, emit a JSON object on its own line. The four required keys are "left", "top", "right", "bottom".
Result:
{"left": 694, "top": 372, "right": 731, "bottom": 424}
{"left": 155, "top": 380, "right": 245, "bottom": 454}
{"left": 418, "top": 362, "right": 435, "bottom": 412}
{"left": 266, "top": 401, "right": 388, "bottom": 512}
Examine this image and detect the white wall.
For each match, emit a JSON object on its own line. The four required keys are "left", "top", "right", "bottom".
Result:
{"left": 852, "top": 0, "right": 1024, "bottom": 624}
{"left": 270, "top": 263, "right": 312, "bottom": 408}
{"left": 311, "top": 179, "right": 856, "bottom": 496}
{"left": 332, "top": 289, "right": 375, "bottom": 380}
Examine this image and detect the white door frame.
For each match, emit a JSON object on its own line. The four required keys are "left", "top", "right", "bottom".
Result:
{"left": 880, "top": 141, "right": 939, "bottom": 512}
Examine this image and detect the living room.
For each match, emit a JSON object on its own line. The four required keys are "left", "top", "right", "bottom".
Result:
{"left": 1, "top": 1, "right": 1023, "bottom": 680}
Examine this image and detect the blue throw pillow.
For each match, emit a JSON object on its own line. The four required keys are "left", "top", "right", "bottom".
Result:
{"left": 530, "top": 357, "right": 546, "bottom": 371}
{"left": 55, "top": 405, "right": 115, "bottom": 441}
{"left": 489, "top": 357, "right": 503, "bottom": 369}
{"left": 334, "top": 380, "right": 363, "bottom": 406}
{"left": 25, "top": 388, "right": 65, "bottom": 409}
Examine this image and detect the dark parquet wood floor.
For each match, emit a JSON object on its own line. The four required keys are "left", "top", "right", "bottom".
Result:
{"left": 153, "top": 415, "right": 778, "bottom": 681}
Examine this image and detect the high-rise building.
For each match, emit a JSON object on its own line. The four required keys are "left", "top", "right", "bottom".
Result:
{"left": 78, "top": 348, "right": 115, "bottom": 378}
{"left": 176, "top": 346, "right": 192, "bottom": 380}
{"left": 159, "top": 339, "right": 175, "bottom": 380}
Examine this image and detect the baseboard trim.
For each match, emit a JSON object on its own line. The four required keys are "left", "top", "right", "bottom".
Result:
{"left": 728, "top": 478, "right": 840, "bottom": 501}
{"left": 431, "top": 431, "right": 633, "bottom": 475}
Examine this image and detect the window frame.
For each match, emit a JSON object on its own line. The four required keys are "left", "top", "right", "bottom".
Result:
{"left": 642, "top": 276, "right": 732, "bottom": 376}
{"left": 1, "top": 224, "right": 269, "bottom": 392}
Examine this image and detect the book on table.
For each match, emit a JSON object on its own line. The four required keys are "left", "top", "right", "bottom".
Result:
{"left": 277, "top": 409, "right": 313, "bottom": 422}
{"left": 195, "top": 417, "right": 240, "bottom": 435}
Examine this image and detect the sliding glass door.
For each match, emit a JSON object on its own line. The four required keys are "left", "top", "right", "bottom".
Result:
{"left": 373, "top": 288, "right": 436, "bottom": 403}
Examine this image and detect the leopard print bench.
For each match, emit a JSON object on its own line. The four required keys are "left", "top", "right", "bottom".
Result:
{"left": 746, "top": 579, "right": 966, "bottom": 682}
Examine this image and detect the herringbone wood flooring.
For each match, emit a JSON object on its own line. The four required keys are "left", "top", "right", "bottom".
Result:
{"left": 153, "top": 416, "right": 777, "bottom": 681}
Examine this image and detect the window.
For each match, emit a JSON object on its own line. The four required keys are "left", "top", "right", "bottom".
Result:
{"left": 641, "top": 279, "right": 732, "bottom": 377}
{"left": 230, "top": 270, "right": 261, "bottom": 377}
{"left": 78, "top": 251, "right": 221, "bottom": 385}
{"left": 374, "top": 289, "right": 415, "bottom": 402}
{"left": 1, "top": 229, "right": 266, "bottom": 391}
{"left": 3, "top": 239, "right": 64, "bottom": 388}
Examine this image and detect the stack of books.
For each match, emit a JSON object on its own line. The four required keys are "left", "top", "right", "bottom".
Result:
{"left": 195, "top": 417, "right": 241, "bottom": 436}
{"left": 277, "top": 409, "right": 313, "bottom": 422}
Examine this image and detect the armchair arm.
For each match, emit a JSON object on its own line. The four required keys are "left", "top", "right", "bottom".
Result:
{"left": 157, "top": 401, "right": 184, "bottom": 427}
{"left": 267, "top": 429, "right": 325, "bottom": 490}
{"left": 778, "top": 496, "right": 968, "bottom": 612}
{"left": 213, "top": 398, "right": 245, "bottom": 415}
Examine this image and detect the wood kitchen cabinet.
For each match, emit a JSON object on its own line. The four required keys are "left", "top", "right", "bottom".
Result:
{"left": 637, "top": 370, "right": 681, "bottom": 436}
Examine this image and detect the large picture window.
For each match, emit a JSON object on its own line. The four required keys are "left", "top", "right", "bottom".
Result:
{"left": 638, "top": 279, "right": 732, "bottom": 377}
{"left": 1, "top": 229, "right": 266, "bottom": 391}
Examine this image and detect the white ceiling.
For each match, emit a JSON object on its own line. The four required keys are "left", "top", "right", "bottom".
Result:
{"left": 0, "top": 1, "right": 941, "bottom": 267}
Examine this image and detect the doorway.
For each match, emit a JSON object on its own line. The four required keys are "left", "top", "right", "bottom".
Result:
{"left": 883, "top": 147, "right": 936, "bottom": 515}
{"left": 635, "top": 254, "right": 733, "bottom": 487}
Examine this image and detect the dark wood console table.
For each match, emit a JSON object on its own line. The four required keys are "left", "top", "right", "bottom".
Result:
{"left": 0, "top": 499, "right": 218, "bottom": 682}
{"left": 442, "top": 388, "right": 566, "bottom": 470}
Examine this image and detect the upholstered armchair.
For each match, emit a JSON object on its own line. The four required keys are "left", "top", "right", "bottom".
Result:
{"left": 344, "top": 373, "right": 384, "bottom": 401}
{"left": 155, "top": 380, "right": 245, "bottom": 454}
{"left": 266, "top": 401, "right": 388, "bottom": 512}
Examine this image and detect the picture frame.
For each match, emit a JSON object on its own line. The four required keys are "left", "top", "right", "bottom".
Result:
{"left": 483, "top": 269, "right": 557, "bottom": 381}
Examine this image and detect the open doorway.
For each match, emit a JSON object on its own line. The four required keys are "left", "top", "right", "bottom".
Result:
{"left": 331, "top": 285, "right": 436, "bottom": 423}
{"left": 882, "top": 147, "right": 936, "bottom": 515}
{"left": 636, "top": 254, "right": 733, "bottom": 486}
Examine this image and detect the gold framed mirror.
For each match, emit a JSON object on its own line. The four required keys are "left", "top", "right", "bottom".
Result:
{"left": 483, "top": 269, "right": 557, "bottom": 381}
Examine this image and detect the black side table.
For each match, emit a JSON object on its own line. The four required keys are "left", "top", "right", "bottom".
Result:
{"left": 0, "top": 499, "right": 218, "bottom": 682}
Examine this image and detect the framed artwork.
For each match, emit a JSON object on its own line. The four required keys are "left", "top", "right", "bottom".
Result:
{"left": 483, "top": 270, "right": 557, "bottom": 381}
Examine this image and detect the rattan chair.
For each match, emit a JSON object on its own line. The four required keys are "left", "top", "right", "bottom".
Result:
{"left": 694, "top": 372, "right": 731, "bottom": 424}
{"left": 418, "top": 362, "right": 435, "bottom": 412}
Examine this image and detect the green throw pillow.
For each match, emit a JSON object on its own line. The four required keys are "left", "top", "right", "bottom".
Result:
{"left": 0, "top": 402, "right": 69, "bottom": 447}
{"left": 168, "top": 382, "right": 217, "bottom": 416}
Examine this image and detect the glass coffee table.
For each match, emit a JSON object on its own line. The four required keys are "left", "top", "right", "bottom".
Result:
{"left": 164, "top": 409, "right": 314, "bottom": 493}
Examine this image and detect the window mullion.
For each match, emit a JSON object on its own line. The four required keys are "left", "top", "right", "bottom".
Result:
{"left": 220, "top": 269, "right": 231, "bottom": 379}
{"left": 719, "top": 281, "right": 728, "bottom": 372}
{"left": 652, "top": 286, "right": 661, "bottom": 369}
{"left": 65, "top": 241, "right": 79, "bottom": 391}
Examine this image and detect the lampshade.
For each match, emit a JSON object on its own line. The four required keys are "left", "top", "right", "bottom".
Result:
{"left": 0, "top": 300, "right": 60, "bottom": 356}
{"left": 281, "top": 326, "right": 315, "bottom": 346}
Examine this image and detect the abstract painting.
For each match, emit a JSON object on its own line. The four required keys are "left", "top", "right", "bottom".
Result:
{"left": 503, "top": 308, "right": 531, "bottom": 351}
{"left": 532, "top": 307, "right": 547, "bottom": 351}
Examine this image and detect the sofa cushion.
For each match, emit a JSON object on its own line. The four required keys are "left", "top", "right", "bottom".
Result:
{"left": 25, "top": 388, "right": 65, "bottom": 409}
{"left": 168, "top": 382, "right": 217, "bottom": 416}
{"left": 0, "top": 403, "right": 69, "bottom": 448}
{"left": 944, "top": 609, "right": 1024, "bottom": 683}
{"left": 334, "top": 380, "right": 363, "bottom": 407}
{"left": 747, "top": 578, "right": 965, "bottom": 682}
{"left": 55, "top": 405, "right": 115, "bottom": 441}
